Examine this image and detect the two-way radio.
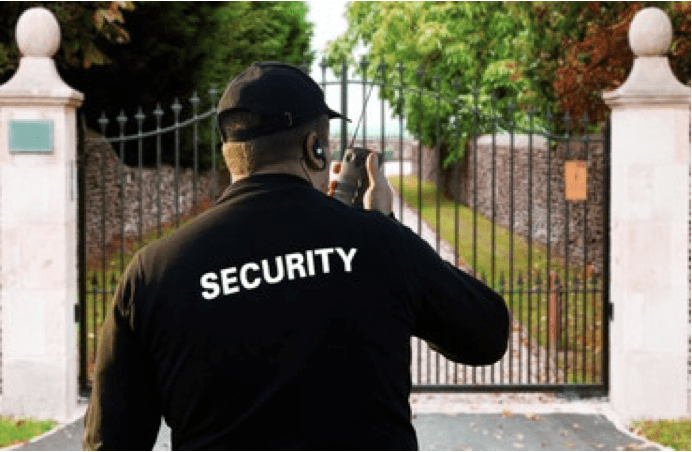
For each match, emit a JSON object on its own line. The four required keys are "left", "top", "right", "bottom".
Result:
{"left": 330, "top": 82, "right": 383, "bottom": 209}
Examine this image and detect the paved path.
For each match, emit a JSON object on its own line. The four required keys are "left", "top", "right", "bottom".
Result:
{"left": 6, "top": 400, "right": 663, "bottom": 451}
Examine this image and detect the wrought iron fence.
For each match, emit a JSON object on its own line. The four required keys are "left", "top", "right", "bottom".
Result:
{"left": 77, "top": 60, "right": 609, "bottom": 396}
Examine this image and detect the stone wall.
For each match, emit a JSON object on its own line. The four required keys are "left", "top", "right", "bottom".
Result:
{"left": 413, "top": 133, "right": 606, "bottom": 274}
{"left": 83, "top": 130, "right": 230, "bottom": 267}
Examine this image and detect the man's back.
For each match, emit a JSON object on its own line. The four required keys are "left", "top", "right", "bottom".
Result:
{"left": 84, "top": 173, "right": 508, "bottom": 450}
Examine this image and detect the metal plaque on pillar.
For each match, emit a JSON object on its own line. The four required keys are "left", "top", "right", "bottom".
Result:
{"left": 565, "top": 160, "right": 588, "bottom": 201}
{"left": 9, "top": 119, "right": 53, "bottom": 153}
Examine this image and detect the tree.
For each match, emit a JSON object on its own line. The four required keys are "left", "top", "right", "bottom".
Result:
{"left": 326, "top": 1, "right": 690, "bottom": 165}
{"left": 327, "top": 2, "right": 544, "bottom": 168}
{"left": 0, "top": 1, "right": 134, "bottom": 80}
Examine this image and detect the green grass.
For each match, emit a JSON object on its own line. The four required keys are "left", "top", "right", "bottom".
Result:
{"left": 0, "top": 417, "right": 56, "bottom": 448}
{"left": 390, "top": 174, "right": 605, "bottom": 384}
{"left": 630, "top": 419, "right": 691, "bottom": 451}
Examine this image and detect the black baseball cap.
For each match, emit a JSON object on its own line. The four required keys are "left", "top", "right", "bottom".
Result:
{"left": 217, "top": 61, "right": 349, "bottom": 142}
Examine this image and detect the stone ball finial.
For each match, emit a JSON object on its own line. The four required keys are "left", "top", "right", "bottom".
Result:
{"left": 16, "top": 7, "right": 61, "bottom": 58}
{"left": 629, "top": 7, "right": 673, "bottom": 57}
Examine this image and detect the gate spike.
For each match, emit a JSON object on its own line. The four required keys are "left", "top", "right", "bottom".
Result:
{"left": 319, "top": 57, "right": 328, "bottom": 70}
{"left": 109, "top": 273, "right": 118, "bottom": 292}
{"left": 135, "top": 107, "right": 145, "bottom": 126}
{"left": 208, "top": 85, "right": 219, "bottom": 104}
{"left": 498, "top": 272, "right": 506, "bottom": 289}
{"left": 171, "top": 98, "right": 182, "bottom": 115}
{"left": 190, "top": 91, "right": 200, "bottom": 108}
{"left": 98, "top": 112, "right": 108, "bottom": 135}
{"left": 153, "top": 103, "right": 164, "bottom": 126}
{"left": 517, "top": 272, "right": 524, "bottom": 286}
{"left": 116, "top": 109, "right": 127, "bottom": 126}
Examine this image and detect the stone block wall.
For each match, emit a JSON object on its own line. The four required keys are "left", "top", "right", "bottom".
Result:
{"left": 413, "top": 133, "right": 606, "bottom": 274}
{"left": 83, "top": 130, "right": 229, "bottom": 267}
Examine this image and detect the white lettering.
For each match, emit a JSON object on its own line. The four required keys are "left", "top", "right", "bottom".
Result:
{"left": 200, "top": 246, "right": 358, "bottom": 299}
{"left": 305, "top": 250, "right": 316, "bottom": 276}
{"left": 262, "top": 256, "right": 284, "bottom": 284}
{"left": 313, "top": 248, "right": 334, "bottom": 274}
{"left": 200, "top": 272, "right": 220, "bottom": 300}
{"left": 220, "top": 267, "right": 239, "bottom": 295}
{"left": 335, "top": 247, "right": 358, "bottom": 272}
{"left": 240, "top": 262, "right": 261, "bottom": 290}
{"left": 285, "top": 252, "right": 307, "bottom": 280}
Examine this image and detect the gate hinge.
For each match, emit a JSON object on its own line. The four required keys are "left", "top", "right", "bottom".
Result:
{"left": 74, "top": 304, "right": 80, "bottom": 323}
{"left": 607, "top": 302, "right": 614, "bottom": 321}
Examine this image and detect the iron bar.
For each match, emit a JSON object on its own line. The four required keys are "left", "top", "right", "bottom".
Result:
{"left": 154, "top": 105, "right": 163, "bottom": 237}
{"left": 117, "top": 111, "right": 126, "bottom": 276}
{"left": 528, "top": 109, "right": 534, "bottom": 384}
{"left": 173, "top": 99, "right": 182, "bottom": 228}
{"left": 582, "top": 115, "right": 590, "bottom": 383}
{"left": 341, "top": 61, "right": 348, "bottom": 153}
{"left": 135, "top": 108, "right": 145, "bottom": 248}
{"left": 77, "top": 112, "right": 88, "bottom": 392}
{"left": 361, "top": 56, "right": 368, "bottom": 147}
{"left": 491, "top": 94, "right": 498, "bottom": 385}
{"left": 546, "top": 110, "right": 554, "bottom": 383}
{"left": 602, "top": 118, "right": 611, "bottom": 390}
{"left": 209, "top": 86, "right": 219, "bottom": 198}
{"left": 509, "top": 101, "right": 515, "bottom": 384}
{"left": 563, "top": 112, "right": 571, "bottom": 384}
{"left": 98, "top": 113, "right": 107, "bottom": 380}
{"left": 398, "top": 63, "right": 405, "bottom": 220}
{"left": 191, "top": 93, "right": 200, "bottom": 209}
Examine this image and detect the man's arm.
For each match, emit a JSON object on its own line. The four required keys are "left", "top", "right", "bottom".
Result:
{"left": 83, "top": 255, "right": 162, "bottom": 450}
{"left": 404, "top": 227, "right": 510, "bottom": 366}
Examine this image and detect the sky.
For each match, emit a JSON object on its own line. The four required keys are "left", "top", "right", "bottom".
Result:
{"left": 305, "top": 0, "right": 410, "bottom": 140}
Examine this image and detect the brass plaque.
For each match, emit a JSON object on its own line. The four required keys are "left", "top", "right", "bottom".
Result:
{"left": 565, "top": 160, "right": 588, "bottom": 201}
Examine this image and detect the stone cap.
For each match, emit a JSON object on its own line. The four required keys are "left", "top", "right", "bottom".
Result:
{"left": 603, "top": 7, "right": 689, "bottom": 107}
{"left": 0, "top": 7, "right": 83, "bottom": 106}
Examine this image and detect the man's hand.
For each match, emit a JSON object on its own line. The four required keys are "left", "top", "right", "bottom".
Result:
{"left": 362, "top": 152, "right": 393, "bottom": 214}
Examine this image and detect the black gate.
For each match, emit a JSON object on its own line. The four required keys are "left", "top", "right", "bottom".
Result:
{"left": 77, "top": 60, "right": 609, "bottom": 396}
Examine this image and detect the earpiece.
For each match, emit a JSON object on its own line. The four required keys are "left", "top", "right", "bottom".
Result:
{"left": 304, "top": 135, "right": 327, "bottom": 171}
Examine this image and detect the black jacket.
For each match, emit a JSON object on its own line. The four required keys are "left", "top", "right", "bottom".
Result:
{"left": 83, "top": 173, "right": 509, "bottom": 450}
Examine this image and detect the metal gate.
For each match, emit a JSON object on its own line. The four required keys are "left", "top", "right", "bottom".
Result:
{"left": 77, "top": 60, "right": 609, "bottom": 396}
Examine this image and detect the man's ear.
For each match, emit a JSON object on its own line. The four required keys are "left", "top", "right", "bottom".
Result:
{"left": 303, "top": 131, "right": 326, "bottom": 170}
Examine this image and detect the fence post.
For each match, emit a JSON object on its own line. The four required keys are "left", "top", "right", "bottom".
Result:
{"left": 0, "top": 8, "right": 84, "bottom": 421}
{"left": 603, "top": 7, "right": 690, "bottom": 421}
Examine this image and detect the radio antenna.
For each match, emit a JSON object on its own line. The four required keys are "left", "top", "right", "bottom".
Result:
{"left": 348, "top": 81, "right": 376, "bottom": 149}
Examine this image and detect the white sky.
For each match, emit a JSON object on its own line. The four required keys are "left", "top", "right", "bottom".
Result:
{"left": 305, "top": 0, "right": 409, "bottom": 140}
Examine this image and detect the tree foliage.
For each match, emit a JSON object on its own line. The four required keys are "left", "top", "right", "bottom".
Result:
{"left": 0, "top": 1, "right": 134, "bottom": 79}
{"left": 327, "top": 1, "right": 690, "bottom": 164}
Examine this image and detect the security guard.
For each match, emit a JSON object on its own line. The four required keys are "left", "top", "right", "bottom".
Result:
{"left": 83, "top": 62, "right": 510, "bottom": 450}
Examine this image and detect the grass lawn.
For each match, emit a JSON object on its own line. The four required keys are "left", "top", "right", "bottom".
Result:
{"left": 630, "top": 419, "right": 691, "bottom": 451}
{"left": 390, "top": 174, "right": 605, "bottom": 384}
{"left": 0, "top": 417, "right": 56, "bottom": 448}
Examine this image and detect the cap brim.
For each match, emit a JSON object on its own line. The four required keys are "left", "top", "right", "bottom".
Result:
{"left": 327, "top": 108, "right": 351, "bottom": 122}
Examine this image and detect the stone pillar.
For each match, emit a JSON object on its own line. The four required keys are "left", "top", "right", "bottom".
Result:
{"left": 0, "top": 8, "right": 84, "bottom": 421}
{"left": 603, "top": 7, "right": 690, "bottom": 422}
